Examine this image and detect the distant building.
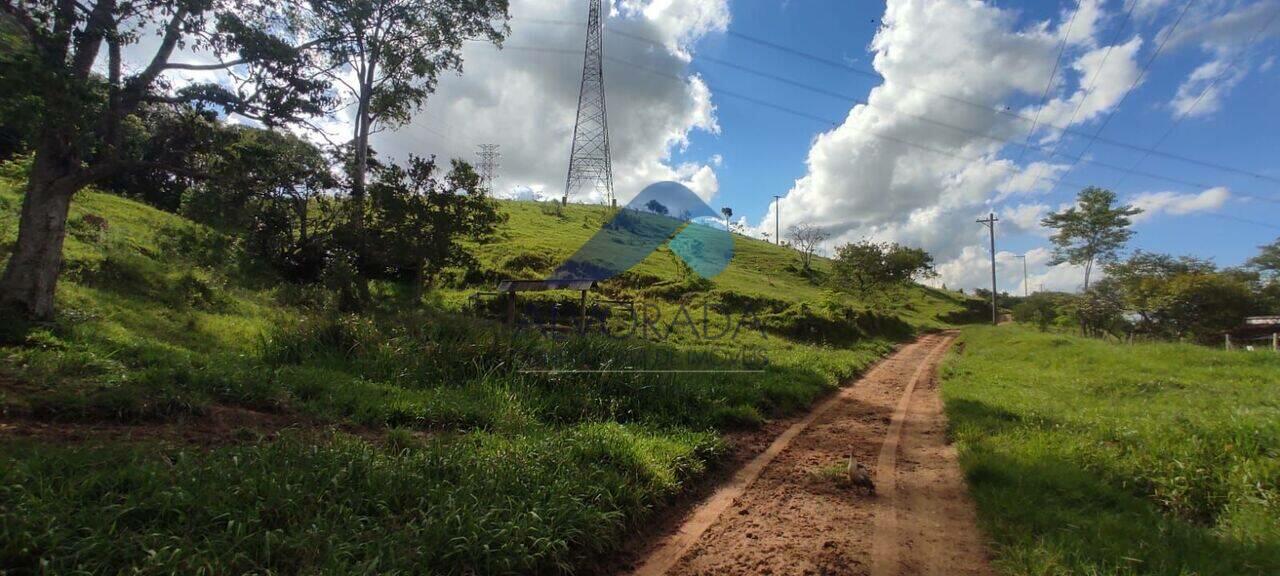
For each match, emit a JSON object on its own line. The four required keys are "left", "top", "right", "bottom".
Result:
{"left": 1226, "top": 317, "right": 1280, "bottom": 351}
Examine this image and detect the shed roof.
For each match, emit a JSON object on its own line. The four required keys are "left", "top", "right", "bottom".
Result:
{"left": 497, "top": 279, "right": 598, "bottom": 292}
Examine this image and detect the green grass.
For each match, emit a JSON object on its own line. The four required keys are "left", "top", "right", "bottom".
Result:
{"left": 0, "top": 425, "right": 721, "bottom": 574}
{"left": 942, "top": 326, "right": 1280, "bottom": 575}
{"left": 0, "top": 166, "right": 980, "bottom": 573}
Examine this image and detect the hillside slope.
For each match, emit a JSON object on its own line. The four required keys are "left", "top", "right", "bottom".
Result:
{"left": 0, "top": 170, "right": 979, "bottom": 573}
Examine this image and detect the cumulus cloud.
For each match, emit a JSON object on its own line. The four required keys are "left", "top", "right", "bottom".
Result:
{"left": 1001, "top": 203, "right": 1051, "bottom": 236}
{"left": 1030, "top": 36, "right": 1144, "bottom": 140}
{"left": 1057, "top": 0, "right": 1108, "bottom": 47}
{"left": 762, "top": 0, "right": 1065, "bottom": 255}
{"left": 927, "top": 246, "right": 1085, "bottom": 295}
{"left": 373, "top": 0, "right": 728, "bottom": 205}
{"left": 1130, "top": 186, "right": 1231, "bottom": 221}
{"left": 996, "top": 160, "right": 1071, "bottom": 199}
{"left": 760, "top": 0, "right": 1158, "bottom": 296}
{"left": 615, "top": 0, "right": 731, "bottom": 59}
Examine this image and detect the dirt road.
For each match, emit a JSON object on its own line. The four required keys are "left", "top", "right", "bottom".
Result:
{"left": 625, "top": 333, "right": 990, "bottom": 576}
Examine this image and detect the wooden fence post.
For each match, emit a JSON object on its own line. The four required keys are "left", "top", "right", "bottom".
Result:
{"left": 1225, "top": 333, "right": 1232, "bottom": 351}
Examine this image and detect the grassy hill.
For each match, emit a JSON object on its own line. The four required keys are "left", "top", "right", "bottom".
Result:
{"left": 0, "top": 166, "right": 977, "bottom": 573}
{"left": 943, "top": 326, "right": 1280, "bottom": 575}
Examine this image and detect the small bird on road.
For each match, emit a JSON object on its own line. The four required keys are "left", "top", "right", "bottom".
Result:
{"left": 847, "top": 454, "right": 876, "bottom": 495}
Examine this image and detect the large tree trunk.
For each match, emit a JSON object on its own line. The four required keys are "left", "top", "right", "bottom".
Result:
{"left": 0, "top": 141, "right": 81, "bottom": 321}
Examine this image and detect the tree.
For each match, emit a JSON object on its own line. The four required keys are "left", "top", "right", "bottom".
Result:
{"left": 1104, "top": 251, "right": 1214, "bottom": 334}
{"left": 187, "top": 127, "right": 337, "bottom": 280}
{"left": 1041, "top": 187, "right": 1141, "bottom": 291}
{"left": 1103, "top": 251, "right": 1257, "bottom": 342}
{"left": 786, "top": 222, "right": 827, "bottom": 272}
{"left": 645, "top": 199, "right": 668, "bottom": 216}
{"left": 1157, "top": 273, "right": 1254, "bottom": 343}
{"left": 1070, "top": 280, "right": 1128, "bottom": 339}
{"left": 720, "top": 206, "right": 732, "bottom": 229}
{"left": 1011, "top": 292, "right": 1070, "bottom": 331}
{"left": 0, "top": 0, "right": 332, "bottom": 319}
{"left": 305, "top": 0, "right": 509, "bottom": 232}
{"left": 361, "top": 155, "right": 502, "bottom": 296}
{"left": 1248, "top": 237, "right": 1280, "bottom": 281}
{"left": 830, "top": 240, "right": 935, "bottom": 302}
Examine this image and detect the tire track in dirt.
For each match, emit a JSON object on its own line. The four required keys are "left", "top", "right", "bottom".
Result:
{"left": 625, "top": 332, "right": 989, "bottom": 576}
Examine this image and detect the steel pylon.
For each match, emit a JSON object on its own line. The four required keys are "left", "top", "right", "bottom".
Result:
{"left": 562, "top": 0, "right": 614, "bottom": 206}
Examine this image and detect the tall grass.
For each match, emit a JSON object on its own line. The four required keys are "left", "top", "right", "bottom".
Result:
{"left": 942, "top": 326, "right": 1280, "bottom": 575}
{"left": 0, "top": 425, "right": 722, "bottom": 574}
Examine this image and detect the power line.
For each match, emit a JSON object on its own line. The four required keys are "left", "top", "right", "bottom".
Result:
{"left": 494, "top": 44, "right": 1280, "bottom": 232}
{"left": 1022, "top": 0, "right": 1141, "bottom": 190}
{"left": 497, "top": 42, "right": 1280, "bottom": 212}
{"left": 1015, "top": 0, "right": 1083, "bottom": 165}
{"left": 510, "top": 16, "right": 1280, "bottom": 186}
{"left": 495, "top": 39, "right": 1280, "bottom": 205}
{"left": 1039, "top": 0, "right": 1197, "bottom": 196}
{"left": 1111, "top": 5, "right": 1280, "bottom": 191}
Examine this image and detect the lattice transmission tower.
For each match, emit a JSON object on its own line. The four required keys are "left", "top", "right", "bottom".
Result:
{"left": 562, "top": 0, "right": 614, "bottom": 206}
{"left": 476, "top": 144, "right": 500, "bottom": 193}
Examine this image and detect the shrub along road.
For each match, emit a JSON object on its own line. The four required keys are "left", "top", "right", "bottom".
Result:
{"left": 625, "top": 332, "right": 992, "bottom": 576}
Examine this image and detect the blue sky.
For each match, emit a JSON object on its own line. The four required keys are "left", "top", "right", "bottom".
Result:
{"left": 372, "top": 0, "right": 1280, "bottom": 292}
{"left": 674, "top": 1, "right": 1280, "bottom": 286}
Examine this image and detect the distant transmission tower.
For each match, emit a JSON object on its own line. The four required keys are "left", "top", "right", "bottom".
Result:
{"left": 476, "top": 144, "right": 500, "bottom": 193}
{"left": 562, "top": 0, "right": 614, "bottom": 206}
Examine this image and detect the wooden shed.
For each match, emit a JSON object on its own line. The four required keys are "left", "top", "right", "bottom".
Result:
{"left": 496, "top": 279, "right": 600, "bottom": 332}
{"left": 1226, "top": 316, "right": 1280, "bottom": 351}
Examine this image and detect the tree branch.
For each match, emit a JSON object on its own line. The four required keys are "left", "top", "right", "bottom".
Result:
{"left": 70, "top": 0, "right": 115, "bottom": 79}
{"left": 162, "top": 36, "right": 336, "bottom": 71}
{"left": 121, "top": 5, "right": 191, "bottom": 111}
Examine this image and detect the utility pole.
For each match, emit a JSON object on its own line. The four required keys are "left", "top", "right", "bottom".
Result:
{"left": 773, "top": 195, "right": 782, "bottom": 245}
{"left": 1016, "top": 254, "right": 1028, "bottom": 297}
{"left": 977, "top": 213, "right": 999, "bottom": 325}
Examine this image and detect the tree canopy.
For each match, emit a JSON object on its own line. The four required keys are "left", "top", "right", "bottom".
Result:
{"left": 830, "top": 240, "right": 935, "bottom": 302}
{"left": 1041, "top": 187, "right": 1141, "bottom": 291}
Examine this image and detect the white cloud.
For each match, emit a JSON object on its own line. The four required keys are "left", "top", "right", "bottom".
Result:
{"left": 928, "top": 246, "right": 1086, "bottom": 294}
{"left": 1169, "top": 54, "right": 1249, "bottom": 118}
{"left": 1164, "top": 1, "right": 1280, "bottom": 51}
{"left": 1134, "top": 0, "right": 1173, "bottom": 18}
{"left": 373, "top": 0, "right": 728, "bottom": 205}
{"left": 1130, "top": 186, "right": 1231, "bottom": 221}
{"left": 996, "top": 160, "right": 1070, "bottom": 198}
{"left": 761, "top": 0, "right": 1125, "bottom": 267}
{"left": 1164, "top": 1, "right": 1280, "bottom": 119}
{"left": 1001, "top": 203, "right": 1050, "bottom": 236}
{"left": 1030, "top": 36, "right": 1144, "bottom": 139}
{"left": 1058, "top": 0, "right": 1107, "bottom": 47}
{"left": 615, "top": 0, "right": 731, "bottom": 60}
